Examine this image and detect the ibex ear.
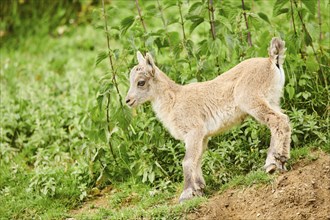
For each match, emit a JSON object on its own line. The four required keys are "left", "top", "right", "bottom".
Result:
{"left": 145, "top": 53, "right": 155, "bottom": 76}
{"left": 137, "top": 51, "right": 145, "bottom": 64}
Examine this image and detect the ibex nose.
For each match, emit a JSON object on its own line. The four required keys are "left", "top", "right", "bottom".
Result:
{"left": 125, "top": 98, "right": 131, "bottom": 104}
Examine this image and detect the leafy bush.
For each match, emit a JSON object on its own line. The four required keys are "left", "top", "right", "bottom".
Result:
{"left": 92, "top": 0, "right": 329, "bottom": 188}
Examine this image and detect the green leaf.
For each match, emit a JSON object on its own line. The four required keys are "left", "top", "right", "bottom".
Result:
{"left": 186, "top": 39, "right": 195, "bottom": 55}
{"left": 277, "top": 8, "right": 289, "bottom": 15}
{"left": 257, "top": 12, "right": 271, "bottom": 24}
{"left": 292, "top": 134, "right": 299, "bottom": 144}
{"left": 306, "top": 56, "right": 318, "bottom": 72}
{"left": 189, "top": 18, "right": 204, "bottom": 33}
{"left": 301, "top": 0, "right": 316, "bottom": 15}
{"left": 188, "top": 2, "right": 203, "bottom": 14}
{"left": 97, "top": 94, "right": 104, "bottom": 111}
{"left": 298, "top": 79, "right": 306, "bottom": 86}
{"left": 304, "top": 30, "right": 313, "bottom": 46}
{"left": 285, "top": 85, "right": 295, "bottom": 100}
{"left": 120, "top": 16, "right": 135, "bottom": 35}
{"left": 95, "top": 51, "right": 108, "bottom": 66}
{"left": 168, "top": 31, "right": 180, "bottom": 45}
{"left": 197, "top": 39, "right": 209, "bottom": 56}
{"left": 163, "top": 0, "right": 177, "bottom": 9}
{"left": 218, "top": 15, "right": 232, "bottom": 32}
{"left": 209, "top": 38, "right": 221, "bottom": 55}
{"left": 155, "top": 36, "right": 169, "bottom": 49}
{"left": 302, "top": 91, "right": 311, "bottom": 100}
{"left": 273, "top": 0, "right": 289, "bottom": 16}
{"left": 167, "top": 17, "right": 179, "bottom": 25}
{"left": 113, "top": 106, "right": 132, "bottom": 131}
{"left": 148, "top": 172, "right": 155, "bottom": 183}
{"left": 95, "top": 24, "right": 104, "bottom": 30}
{"left": 185, "top": 15, "right": 203, "bottom": 22}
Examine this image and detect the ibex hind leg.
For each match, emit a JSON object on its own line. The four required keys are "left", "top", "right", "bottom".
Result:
{"left": 242, "top": 99, "right": 291, "bottom": 173}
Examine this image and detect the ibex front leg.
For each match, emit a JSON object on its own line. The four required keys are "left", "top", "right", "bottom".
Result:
{"left": 195, "top": 138, "right": 208, "bottom": 190}
{"left": 179, "top": 130, "right": 206, "bottom": 203}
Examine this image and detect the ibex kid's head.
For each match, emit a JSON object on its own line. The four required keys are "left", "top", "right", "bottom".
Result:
{"left": 125, "top": 51, "right": 156, "bottom": 107}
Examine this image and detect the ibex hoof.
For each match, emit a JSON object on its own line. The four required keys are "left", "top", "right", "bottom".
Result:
{"left": 274, "top": 154, "right": 288, "bottom": 163}
{"left": 264, "top": 160, "right": 288, "bottom": 174}
{"left": 179, "top": 188, "right": 203, "bottom": 203}
{"left": 265, "top": 163, "right": 277, "bottom": 174}
{"left": 278, "top": 163, "right": 287, "bottom": 172}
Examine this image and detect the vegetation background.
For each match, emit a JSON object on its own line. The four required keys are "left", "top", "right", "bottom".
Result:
{"left": 0, "top": 0, "right": 329, "bottom": 218}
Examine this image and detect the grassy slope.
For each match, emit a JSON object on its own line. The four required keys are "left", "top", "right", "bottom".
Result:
{"left": 70, "top": 146, "right": 320, "bottom": 219}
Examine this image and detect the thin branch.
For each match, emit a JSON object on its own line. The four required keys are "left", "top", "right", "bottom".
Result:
{"left": 102, "top": 0, "right": 114, "bottom": 72}
{"left": 177, "top": 1, "right": 193, "bottom": 71}
{"left": 101, "top": 0, "right": 122, "bottom": 164}
{"left": 101, "top": 0, "right": 123, "bottom": 108}
{"left": 289, "top": 0, "right": 297, "bottom": 35}
{"left": 157, "top": 0, "right": 166, "bottom": 28}
{"left": 208, "top": 0, "right": 216, "bottom": 40}
{"left": 178, "top": 1, "right": 186, "bottom": 41}
{"left": 208, "top": 0, "right": 220, "bottom": 69}
{"left": 317, "top": 0, "right": 322, "bottom": 42}
{"left": 135, "top": 0, "right": 147, "bottom": 32}
{"left": 293, "top": 0, "right": 327, "bottom": 88}
{"left": 157, "top": 0, "right": 173, "bottom": 50}
{"left": 106, "top": 92, "right": 117, "bottom": 165}
{"left": 241, "top": 0, "right": 252, "bottom": 46}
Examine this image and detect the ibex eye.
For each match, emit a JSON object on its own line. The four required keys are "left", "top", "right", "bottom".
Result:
{"left": 137, "top": 81, "right": 145, "bottom": 87}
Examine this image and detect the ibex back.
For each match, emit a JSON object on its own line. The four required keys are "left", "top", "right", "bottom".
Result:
{"left": 126, "top": 37, "right": 291, "bottom": 202}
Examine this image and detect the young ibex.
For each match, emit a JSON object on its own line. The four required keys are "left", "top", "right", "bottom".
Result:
{"left": 125, "top": 38, "right": 291, "bottom": 202}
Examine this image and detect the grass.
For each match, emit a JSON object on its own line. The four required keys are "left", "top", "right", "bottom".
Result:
{"left": 218, "top": 145, "right": 318, "bottom": 191}
{"left": 70, "top": 181, "right": 206, "bottom": 219}
{"left": 67, "top": 146, "right": 319, "bottom": 219}
{"left": 0, "top": 164, "right": 78, "bottom": 218}
{"left": 0, "top": 25, "right": 106, "bottom": 219}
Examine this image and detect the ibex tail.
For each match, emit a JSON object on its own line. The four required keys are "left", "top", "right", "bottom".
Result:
{"left": 268, "top": 37, "right": 286, "bottom": 67}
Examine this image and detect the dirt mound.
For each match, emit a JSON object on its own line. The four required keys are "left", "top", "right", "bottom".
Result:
{"left": 189, "top": 151, "right": 330, "bottom": 220}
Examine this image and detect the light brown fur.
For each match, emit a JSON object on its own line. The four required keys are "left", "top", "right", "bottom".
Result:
{"left": 126, "top": 38, "right": 291, "bottom": 202}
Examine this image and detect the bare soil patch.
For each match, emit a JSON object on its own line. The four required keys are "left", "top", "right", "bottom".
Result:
{"left": 189, "top": 151, "right": 330, "bottom": 220}
{"left": 70, "top": 186, "right": 113, "bottom": 216}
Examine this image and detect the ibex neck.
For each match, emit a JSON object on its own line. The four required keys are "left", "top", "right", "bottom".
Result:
{"left": 151, "top": 69, "right": 180, "bottom": 120}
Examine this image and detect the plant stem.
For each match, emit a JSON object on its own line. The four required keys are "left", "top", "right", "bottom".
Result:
{"left": 178, "top": 1, "right": 186, "bottom": 41}
{"left": 289, "top": 0, "right": 297, "bottom": 35}
{"left": 177, "top": 1, "right": 193, "bottom": 71}
{"left": 317, "top": 0, "right": 322, "bottom": 42}
{"left": 101, "top": 0, "right": 122, "bottom": 164}
{"left": 208, "top": 0, "right": 216, "bottom": 40}
{"left": 135, "top": 0, "right": 147, "bottom": 32}
{"left": 157, "top": 0, "right": 173, "bottom": 50}
{"left": 101, "top": 0, "right": 123, "bottom": 108}
{"left": 106, "top": 92, "right": 117, "bottom": 165}
{"left": 208, "top": 0, "right": 220, "bottom": 69}
{"left": 293, "top": 0, "right": 326, "bottom": 88}
{"left": 241, "top": 0, "right": 252, "bottom": 46}
{"left": 157, "top": 0, "right": 166, "bottom": 28}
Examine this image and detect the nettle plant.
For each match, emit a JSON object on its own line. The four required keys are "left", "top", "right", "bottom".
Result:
{"left": 92, "top": 0, "right": 329, "bottom": 187}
